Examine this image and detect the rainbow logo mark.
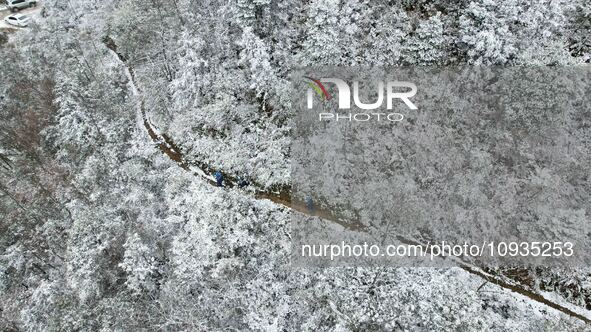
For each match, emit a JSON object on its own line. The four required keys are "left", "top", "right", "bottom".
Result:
{"left": 305, "top": 76, "right": 331, "bottom": 101}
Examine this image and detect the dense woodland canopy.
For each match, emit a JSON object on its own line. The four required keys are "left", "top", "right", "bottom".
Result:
{"left": 1, "top": 0, "right": 590, "bottom": 330}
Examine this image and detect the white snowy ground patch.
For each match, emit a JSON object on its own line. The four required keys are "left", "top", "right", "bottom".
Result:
{"left": 131, "top": 60, "right": 291, "bottom": 190}
{"left": 287, "top": 267, "right": 588, "bottom": 331}
{"left": 111, "top": 58, "right": 591, "bottom": 328}
{"left": 143, "top": 169, "right": 588, "bottom": 330}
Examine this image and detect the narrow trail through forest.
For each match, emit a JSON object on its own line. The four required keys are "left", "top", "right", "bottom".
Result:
{"left": 102, "top": 36, "right": 591, "bottom": 325}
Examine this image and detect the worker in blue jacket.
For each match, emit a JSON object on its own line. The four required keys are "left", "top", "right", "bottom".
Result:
{"left": 214, "top": 171, "right": 223, "bottom": 187}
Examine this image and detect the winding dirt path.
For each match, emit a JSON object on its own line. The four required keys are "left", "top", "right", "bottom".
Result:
{"left": 103, "top": 36, "right": 591, "bottom": 325}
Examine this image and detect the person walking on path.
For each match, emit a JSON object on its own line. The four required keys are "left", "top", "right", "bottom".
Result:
{"left": 305, "top": 195, "right": 314, "bottom": 214}
{"left": 214, "top": 171, "right": 224, "bottom": 187}
{"left": 238, "top": 176, "right": 249, "bottom": 188}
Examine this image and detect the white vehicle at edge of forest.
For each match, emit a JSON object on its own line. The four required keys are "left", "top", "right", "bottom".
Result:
{"left": 4, "top": 13, "right": 29, "bottom": 27}
{"left": 6, "top": 0, "right": 37, "bottom": 12}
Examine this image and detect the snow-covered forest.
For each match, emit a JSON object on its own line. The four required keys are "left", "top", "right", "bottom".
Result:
{"left": 1, "top": 0, "right": 590, "bottom": 330}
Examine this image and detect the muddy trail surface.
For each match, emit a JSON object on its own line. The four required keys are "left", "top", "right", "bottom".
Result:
{"left": 103, "top": 36, "right": 591, "bottom": 325}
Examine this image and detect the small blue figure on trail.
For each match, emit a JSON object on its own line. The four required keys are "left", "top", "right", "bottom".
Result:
{"left": 305, "top": 195, "right": 314, "bottom": 213}
{"left": 214, "top": 171, "right": 223, "bottom": 187}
